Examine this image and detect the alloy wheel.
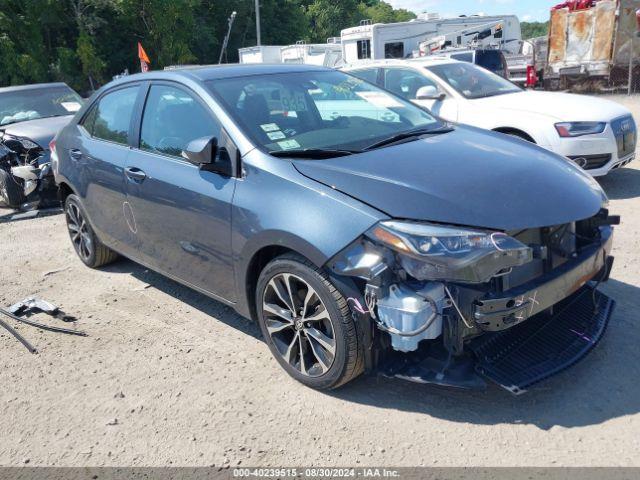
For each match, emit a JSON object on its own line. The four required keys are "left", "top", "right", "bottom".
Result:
{"left": 66, "top": 202, "right": 93, "bottom": 262}
{"left": 262, "top": 273, "right": 336, "bottom": 377}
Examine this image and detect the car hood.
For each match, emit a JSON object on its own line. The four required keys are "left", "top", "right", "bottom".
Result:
{"left": 293, "top": 126, "right": 607, "bottom": 231}
{"left": 472, "top": 90, "right": 631, "bottom": 122}
{"left": 0, "top": 115, "right": 73, "bottom": 149}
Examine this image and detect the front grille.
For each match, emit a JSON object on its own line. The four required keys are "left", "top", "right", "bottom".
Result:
{"left": 470, "top": 285, "right": 614, "bottom": 395}
{"left": 611, "top": 115, "right": 637, "bottom": 158}
{"left": 568, "top": 154, "right": 612, "bottom": 170}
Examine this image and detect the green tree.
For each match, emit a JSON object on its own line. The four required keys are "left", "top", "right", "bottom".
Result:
{"left": 0, "top": 0, "right": 418, "bottom": 89}
{"left": 521, "top": 21, "right": 549, "bottom": 40}
{"left": 358, "top": 1, "right": 415, "bottom": 24}
{"left": 305, "top": 0, "right": 361, "bottom": 43}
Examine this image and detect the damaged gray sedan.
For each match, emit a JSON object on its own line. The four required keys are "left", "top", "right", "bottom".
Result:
{"left": 53, "top": 65, "right": 617, "bottom": 394}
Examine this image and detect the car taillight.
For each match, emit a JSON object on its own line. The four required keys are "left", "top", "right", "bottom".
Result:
{"left": 526, "top": 65, "right": 538, "bottom": 88}
{"left": 49, "top": 139, "right": 56, "bottom": 153}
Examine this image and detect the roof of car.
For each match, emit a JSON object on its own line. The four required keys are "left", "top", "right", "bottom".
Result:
{"left": 115, "top": 63, "right": 330, "bottom": 84}
{"left": 0, "top": 82, "right": 73, "bottom": 94}
{"left": 343, "top": 57, "right": 460, "bottom": 69}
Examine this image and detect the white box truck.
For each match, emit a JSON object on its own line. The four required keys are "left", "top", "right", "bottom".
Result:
{"left": 280, "top": 42, "right": 343, "bottom": 67}
{"left": 238, "top": 46, "right": 284, "bottom": 64}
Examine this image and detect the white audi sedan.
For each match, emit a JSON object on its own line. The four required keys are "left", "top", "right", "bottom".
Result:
{"left": 344, "top": 58, "right": 636, "bottom": 176}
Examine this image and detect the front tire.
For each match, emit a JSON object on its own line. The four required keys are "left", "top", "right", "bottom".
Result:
{"left": 65, "top": 194, "right": 118, "bottom": 268}
{"left": 256, "top": 253, "right": 363, "bottom": 390}
{"left": 0, "top": 170, "right": 25, "bottom": 208}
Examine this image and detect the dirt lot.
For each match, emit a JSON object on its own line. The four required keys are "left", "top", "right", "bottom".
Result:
{"left": 1, "top": 95, "right": 639, "bottom": 468}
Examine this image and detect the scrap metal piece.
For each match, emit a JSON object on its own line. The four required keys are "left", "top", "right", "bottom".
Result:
{"left": 0, "top": 308, "right": 86, "bottom": 336}
{"left": 8, "top": 296, "right": 59, "bottom": 316}
{"left": 0, "top": 315, "right": 37, "bottom": 354}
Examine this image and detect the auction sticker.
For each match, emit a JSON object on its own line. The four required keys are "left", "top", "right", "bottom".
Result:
{"left": 260, "top": 123, "right": 280, "bottom": 132}
{"left": 61, "top": 102, "right": 82, "bottom": 112}
{"left": 277, "top": 139, "right": 300, "bottom": 150}
{"left": 267, "top": 131, "right": 286, "bottom": 140}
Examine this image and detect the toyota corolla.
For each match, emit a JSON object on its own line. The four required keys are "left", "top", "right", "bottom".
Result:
{"left": 52, "top": 65, "right": 617, "bottom": 393}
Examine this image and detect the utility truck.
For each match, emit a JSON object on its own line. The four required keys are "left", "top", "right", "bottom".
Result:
{"left": 545, "top": 0, "right": 640, "bottom": 91}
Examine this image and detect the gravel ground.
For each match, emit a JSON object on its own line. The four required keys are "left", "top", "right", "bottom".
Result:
{"left": 0, "top": 95, "right": 639, "bottom": 468}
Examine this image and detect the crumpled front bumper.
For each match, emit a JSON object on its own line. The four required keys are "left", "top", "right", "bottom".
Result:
{"left": 382, "top": 284, "right": 615, "bottom": 395}
{"left": 380, "top": 228, "right": 615, "bottom": 395}
{"left": 473, "top": 226, "right": 613, "bottom": 332}
{"left": 471, "top": 284, "right": 614, "bottom": 394}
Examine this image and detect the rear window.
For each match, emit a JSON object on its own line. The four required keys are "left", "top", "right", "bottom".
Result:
{"left": 476, "top": 51, "right": 507, "bottom": 76}
{"left": 450, "top": 52, "right": 473, "bottom": 63}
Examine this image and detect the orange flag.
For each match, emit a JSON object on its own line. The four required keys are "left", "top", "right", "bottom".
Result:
{"left": 138, "top": 42, "right": 151, "bottom": 72}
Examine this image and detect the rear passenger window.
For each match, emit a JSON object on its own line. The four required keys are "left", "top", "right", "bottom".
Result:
{"left": 140, "top": 85, "right": 220, "bottom": 158}
{"left": 88, "top": 86, "right": 139, "bottom": 145}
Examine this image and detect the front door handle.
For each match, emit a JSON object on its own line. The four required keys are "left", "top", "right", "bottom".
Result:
{"left": 69, "top": 149, "right": 83, "bottom": 161}
{"left": 125, "top": 167, "right": 146, "bottom": 182}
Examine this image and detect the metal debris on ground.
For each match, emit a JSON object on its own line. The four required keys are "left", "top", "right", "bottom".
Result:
{"left": 0, "top": 206, "right": 63, "bottom": 223}
{"left": 0, "top": 296, "right": 87, "bottom": 353}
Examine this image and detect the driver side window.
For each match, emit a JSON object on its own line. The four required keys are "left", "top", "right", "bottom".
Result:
{"left": 140, "top": 84, "right": 220, "bottom": 158}
{"left": 383, "top": 68, "right": 438, "bottom": 100}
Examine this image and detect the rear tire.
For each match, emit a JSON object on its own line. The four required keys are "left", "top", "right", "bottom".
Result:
{"left": 0, "top": 170, "right": 25, "bottom": 208}
{"left": 65, "top": 194, "right": 118, "bottom": 268}
{"left": 256, "top": 253, "right": 363, "bottom": 390}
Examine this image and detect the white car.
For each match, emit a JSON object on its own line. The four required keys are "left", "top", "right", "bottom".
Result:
{"left": 344, "top": 58, "right": 637, "bottom": 176}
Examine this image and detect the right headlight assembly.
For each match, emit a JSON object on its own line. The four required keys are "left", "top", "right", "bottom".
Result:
{"left": 367, "top": 220, "right": 533, "bottom": 284}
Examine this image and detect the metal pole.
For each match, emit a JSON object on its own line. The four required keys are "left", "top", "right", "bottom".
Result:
{"left": 255, "top": 0, "right": 262, "bottom": 46}
{"left": 629, "top": 33, "right": 634, "bottom": 96}
{"left": 218, "top": 11, "right": 237, "bottom": 64}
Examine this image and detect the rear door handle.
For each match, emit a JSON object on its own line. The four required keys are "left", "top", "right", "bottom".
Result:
{"left": 125, "top": 167, "right": 146, "bottom": 182}
{"left": 69, "top": 149, "right": 83, "bottom": 161}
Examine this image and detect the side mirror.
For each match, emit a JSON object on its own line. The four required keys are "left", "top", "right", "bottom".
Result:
{"left": 181, "top": 136, "right": 218, "bottom": 166}
{"left": 416, "top": 85, "right": 445, "bottom": 101}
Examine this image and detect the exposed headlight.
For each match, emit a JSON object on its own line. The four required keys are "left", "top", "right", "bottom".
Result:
{"left": 367, "top": 221, "right": 533, "bottom": 283}
{"left": 555, "top": 122, "right": 606, "bottom": 138}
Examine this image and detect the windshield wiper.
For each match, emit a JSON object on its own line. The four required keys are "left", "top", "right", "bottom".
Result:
{"left": 268, "top": 148, "right": 363, "bottom": 159}
{"left": 364, "top": 125, "right": 454, "bottom": 151}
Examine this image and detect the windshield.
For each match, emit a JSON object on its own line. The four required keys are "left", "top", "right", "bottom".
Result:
{"left": 207, "top": 70, "right": 441, "bottom": 153}
{"left": 0, "top": 86, "right": 82, "bottom": 126}
{"left": 427, "top": 62, "right": 520, "bottom": 99}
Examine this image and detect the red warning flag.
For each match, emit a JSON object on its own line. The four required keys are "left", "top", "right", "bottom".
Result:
{"left": 138, "top": 42, "right": 151, "bottom": 72}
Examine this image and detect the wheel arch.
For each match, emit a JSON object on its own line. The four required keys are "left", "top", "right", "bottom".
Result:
{"left": 492, "top": 127, "right": 537, "bottom": 144}
{"left": 57, "top": 181, "right": 76, "bottom": 203}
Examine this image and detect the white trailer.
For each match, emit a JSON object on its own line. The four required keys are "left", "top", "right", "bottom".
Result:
{"left": 341, "top": 15, "right": 521, "bottom": 64}
{"left": 238, "top": 46, "right": 284, "bottom": 64}
{"left": 280, "top": 42, "right": 343, "bottom": 67}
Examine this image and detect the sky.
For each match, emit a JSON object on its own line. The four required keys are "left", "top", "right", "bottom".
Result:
{"left": 386, "top": 0, "right": 559, "bottom": 23}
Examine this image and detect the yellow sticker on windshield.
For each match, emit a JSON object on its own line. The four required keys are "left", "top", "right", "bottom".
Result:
{"left": 277, "top": 139, "right": 300, "bottom": 150}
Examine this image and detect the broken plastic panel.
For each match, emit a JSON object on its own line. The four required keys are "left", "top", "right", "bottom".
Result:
{"left": 330, "top": 239, "right": 389, "bottom": 280}
{"left": 367, "top": 220, "right": 533, "bottom": 283}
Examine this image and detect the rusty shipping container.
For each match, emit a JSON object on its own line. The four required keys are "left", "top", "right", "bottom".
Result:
{"left": 546, "top": 0, "right": 640, "bottom": 90}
